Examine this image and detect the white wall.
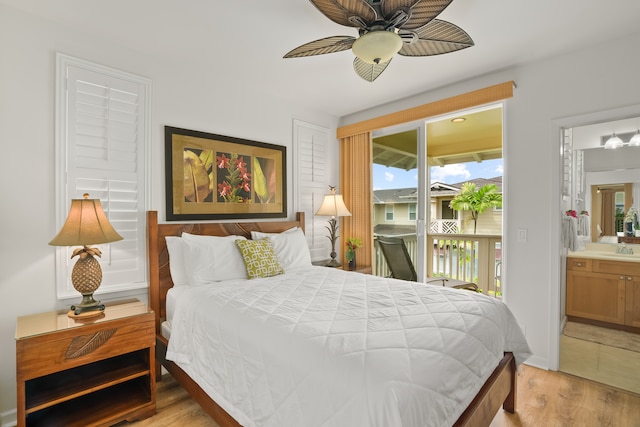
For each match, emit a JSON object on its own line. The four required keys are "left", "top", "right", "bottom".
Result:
{"left": 340, "top": 31, "right": 640, "bottom": 370}
{"left": 0, "top": 5, "right": 339, "bottom": 422}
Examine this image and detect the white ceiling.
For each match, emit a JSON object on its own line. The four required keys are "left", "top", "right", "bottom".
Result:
{"left": 3, "top": 0, "right": 640, "bottom": 117}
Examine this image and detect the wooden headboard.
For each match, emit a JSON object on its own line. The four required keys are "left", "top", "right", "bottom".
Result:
{"left": 147, "top": 210, "right": 305, "bottom": 335}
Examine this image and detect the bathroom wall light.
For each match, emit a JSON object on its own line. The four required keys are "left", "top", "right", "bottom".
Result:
{"left": 604, "top": 133, "right": 624, "bottom": 149}
{"left": 601, "top": 130, "right": 640, "bottom": 149}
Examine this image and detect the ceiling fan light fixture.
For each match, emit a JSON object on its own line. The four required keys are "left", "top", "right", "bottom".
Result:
{"left": 604, "top": 133, "right": 624, "bottom": 150}
{"left": 352, "top": 30, "right": 402, "bottom": 65}
{"left": 629, "top": 130, "right": 640, "bottom": 147}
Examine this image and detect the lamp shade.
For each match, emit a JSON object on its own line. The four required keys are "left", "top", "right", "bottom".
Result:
{"left": 49, "top": 194, "right": 123, "bottom": 246}
{"left": 629, "top": 130, "right": 640, "bottom": 147}
{"left": 603, "top": 134, "right": 624, "bottom": 150}
{"left": 316, "top": 188, "right": 352, "bottom": 218}
{"left": 352, "top": 30, "right": 403, "bottom": 65}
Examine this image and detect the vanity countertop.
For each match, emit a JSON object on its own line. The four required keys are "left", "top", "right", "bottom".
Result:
{"left": 568, "top": 243, "right": 640, "bottom": 262}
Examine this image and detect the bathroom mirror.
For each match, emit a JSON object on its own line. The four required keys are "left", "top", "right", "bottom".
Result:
{"left": 570, "top": 116, "right": 640, "bottom": 242}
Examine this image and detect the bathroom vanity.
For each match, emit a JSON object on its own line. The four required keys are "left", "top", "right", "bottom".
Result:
{"left": 567, "top": 244, "right": 640, "bottom": 329}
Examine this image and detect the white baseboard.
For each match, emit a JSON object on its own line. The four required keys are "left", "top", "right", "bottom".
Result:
{"left": 523, "top": 354, "right": 548, "bottom": 370}
{"left": 1, "top": 408, "right": 17, "bottom": 427}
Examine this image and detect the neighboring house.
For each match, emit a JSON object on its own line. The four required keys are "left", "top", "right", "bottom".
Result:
{"left": 373, "top": 176, "right": 503, "bottom": 236}
{"left": 373, "top": 187, "right": 418, "bottom": 236}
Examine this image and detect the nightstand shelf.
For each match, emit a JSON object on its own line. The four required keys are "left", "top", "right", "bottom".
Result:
{"left": 25, "top": 350, "right": 150, "bottom": 413}
{"left": 25, "top": 379, "right": 151, "bottom": 427}
{"left": 16, "top": 299, "right": 156, "bottom": 427}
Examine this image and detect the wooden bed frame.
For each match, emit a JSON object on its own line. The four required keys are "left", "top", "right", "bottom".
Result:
{"left": 147, "top": 210, "right": 517, "bottom": 427}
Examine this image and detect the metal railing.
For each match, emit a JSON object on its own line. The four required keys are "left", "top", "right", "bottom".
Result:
{"left": 373, "top": 233, "right": 502, "bottom": 298}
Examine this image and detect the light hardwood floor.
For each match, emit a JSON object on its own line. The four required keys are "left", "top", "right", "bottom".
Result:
{"left": 127, "top": 365, "right": 640, "bottom": 427}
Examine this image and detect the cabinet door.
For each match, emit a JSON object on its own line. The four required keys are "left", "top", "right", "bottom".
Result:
{"left": 625, "top": 276, "right": 640, "bottom": 328}
{"left": 567, "top": 270, "right": 626, "bottom": 324}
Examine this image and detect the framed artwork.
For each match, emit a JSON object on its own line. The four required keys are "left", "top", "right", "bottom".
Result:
{"left": 165, "top": 126, "right": 286, "bottom": 220}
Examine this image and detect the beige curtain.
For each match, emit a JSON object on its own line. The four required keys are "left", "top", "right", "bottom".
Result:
{"left": 340, "top": 132, "right": 373, "bottom": 267}
{"left": 601, "top": 191, "right": 615, "bottom": 236}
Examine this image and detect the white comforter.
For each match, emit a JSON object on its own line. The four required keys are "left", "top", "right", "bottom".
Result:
{"left": 167, "top": 267, "right": 531, "bottom": 427}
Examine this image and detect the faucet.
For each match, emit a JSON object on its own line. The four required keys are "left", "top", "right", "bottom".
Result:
{"left": 617, "top": 243, "right": 634, "bottom": 254}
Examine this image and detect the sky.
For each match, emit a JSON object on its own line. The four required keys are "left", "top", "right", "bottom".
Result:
{"left": 373, "top": 158, "right": 504, "bottom": 190}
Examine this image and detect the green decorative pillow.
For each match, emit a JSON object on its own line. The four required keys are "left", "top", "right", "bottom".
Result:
{"left": 235, "top": 238, "right": 284, "bottom": 279}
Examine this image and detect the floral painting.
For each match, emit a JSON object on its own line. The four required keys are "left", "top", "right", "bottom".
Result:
{"left": 166, "top": 126, "right": 286, "bottom": 220}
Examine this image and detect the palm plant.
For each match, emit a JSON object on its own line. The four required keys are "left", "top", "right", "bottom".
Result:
{"left": 449, "top": 182, "right": 502, "bottom": 234}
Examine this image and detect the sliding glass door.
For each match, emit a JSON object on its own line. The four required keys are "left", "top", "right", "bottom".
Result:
{"left": 371, "top": 104, "right": 504, "bottom": 294}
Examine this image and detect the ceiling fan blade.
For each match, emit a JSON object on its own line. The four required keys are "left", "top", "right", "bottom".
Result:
{"left": 386, "top": 0, "right": 452, "bottom": 30}
{"left": 353, "top": 57, "right": 391, "bottom": 82}
{"left": 309, "top": 0, "right": 378, "bottom": 28}
{"left": 284, "top": 36, "right": 356, "bottom": 58}
{"left": 399, "top": 19, "right": 473, "bottom": 56}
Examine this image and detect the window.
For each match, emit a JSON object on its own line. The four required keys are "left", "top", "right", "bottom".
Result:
{"left": 408, "top": 203, "right": 417, "bottom": 221}
{"left": 385, "top": 205, "right": 394, "bottom": 221}
{"left": 54, "top": 54, "right": 150, "bottom": 299}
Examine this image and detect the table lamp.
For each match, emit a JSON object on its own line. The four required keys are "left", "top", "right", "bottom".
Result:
{"left": 315, "top": 186, "right": 351, "bottom": 267}
{"left": 49, "top": 193, "right": 123, "bottom": 317}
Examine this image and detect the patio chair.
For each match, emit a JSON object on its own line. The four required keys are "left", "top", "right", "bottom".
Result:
{"left": 377, "top": 236, "right": 478, "bottom": 291}
{"left": 377, "top": 236, "right": 417, "bottom": 281}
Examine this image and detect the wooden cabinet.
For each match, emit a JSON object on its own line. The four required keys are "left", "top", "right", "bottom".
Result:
{"left": 567, "top": 257, "right": 640, "bottom": 328}
{"left": 16, "top": 299, "right": 156, "bottom": 427}
{"left": 625, "top": 277, "right": 640, "bottom": 328}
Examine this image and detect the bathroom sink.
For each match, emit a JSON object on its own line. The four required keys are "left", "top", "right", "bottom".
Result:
{"left": 594, "top": 252, "right": 639, "bottom": 259}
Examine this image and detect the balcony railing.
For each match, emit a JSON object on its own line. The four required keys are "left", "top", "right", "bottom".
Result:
{"left": 429, "top": 219, "right": 460, "bottom": 234}
{"left": 373, "top": 233, "right": 502, "bottom": 298}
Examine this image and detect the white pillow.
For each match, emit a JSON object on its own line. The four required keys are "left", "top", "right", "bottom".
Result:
{"left": 251, "top": 227, "right": 312, "bottom": 272}
{"left": 181, "top": 232, "right": 248, "bottom": 284}
{"left": 165, "top": 236, "right": 188, "bottom": 287}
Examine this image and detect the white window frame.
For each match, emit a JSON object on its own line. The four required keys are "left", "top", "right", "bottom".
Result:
{"left": 54, "top": 54, "right": 151, "bottom": 299}
{"left": 385, "top": 204, "right": 395, "bottom": 221}
{"left": 408, "top": 203, "right": 417, "bottom": 221}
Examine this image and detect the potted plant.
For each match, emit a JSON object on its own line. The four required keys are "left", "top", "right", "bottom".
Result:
{"left": 345, "top": 237, "right": 363, "bottom": 271}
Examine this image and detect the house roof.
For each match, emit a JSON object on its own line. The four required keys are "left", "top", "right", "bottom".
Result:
{"left": 375, "top": 176, "right": 502, "bottom": 203}
{"left": 374, "top": 188, "right": 418, "bottom": 204}
{"left": 373, "top": 224, "right": 417, "bottom": 237}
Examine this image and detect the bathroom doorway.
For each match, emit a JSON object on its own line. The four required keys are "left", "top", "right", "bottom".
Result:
{"left": 559, "top": 115, "right": 640, "bottom": 393}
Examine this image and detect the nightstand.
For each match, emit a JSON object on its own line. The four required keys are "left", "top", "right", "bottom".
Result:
{"left": 312, "top": 260, "right": 372, "bottom": 274}
{"left": 15, "top": 299, "right": 156, "bottom": 427}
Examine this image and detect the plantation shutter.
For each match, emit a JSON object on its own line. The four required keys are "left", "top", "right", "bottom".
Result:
{"left": 55, "top": 54, "right": 150, "bottom": 298}
{"left": 293, "top": 120, "right": 332, "bottom": 261}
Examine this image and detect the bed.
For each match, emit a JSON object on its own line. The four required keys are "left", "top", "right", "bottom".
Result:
{"left": 147, "top": 211, "right": 531, "bottom": 426}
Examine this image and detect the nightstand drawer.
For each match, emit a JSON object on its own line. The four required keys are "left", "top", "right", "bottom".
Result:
{"left": 17, "top": 313, "right": 154, "bottom": 381}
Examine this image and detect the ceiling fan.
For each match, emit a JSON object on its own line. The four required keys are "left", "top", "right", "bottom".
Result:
{"left": 284, "top": 0, "right": 474, "bottom": 82}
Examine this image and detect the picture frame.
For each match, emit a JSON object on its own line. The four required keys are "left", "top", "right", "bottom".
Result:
{"left": 165, "top": 126, "right": 286, "bottom": 220}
